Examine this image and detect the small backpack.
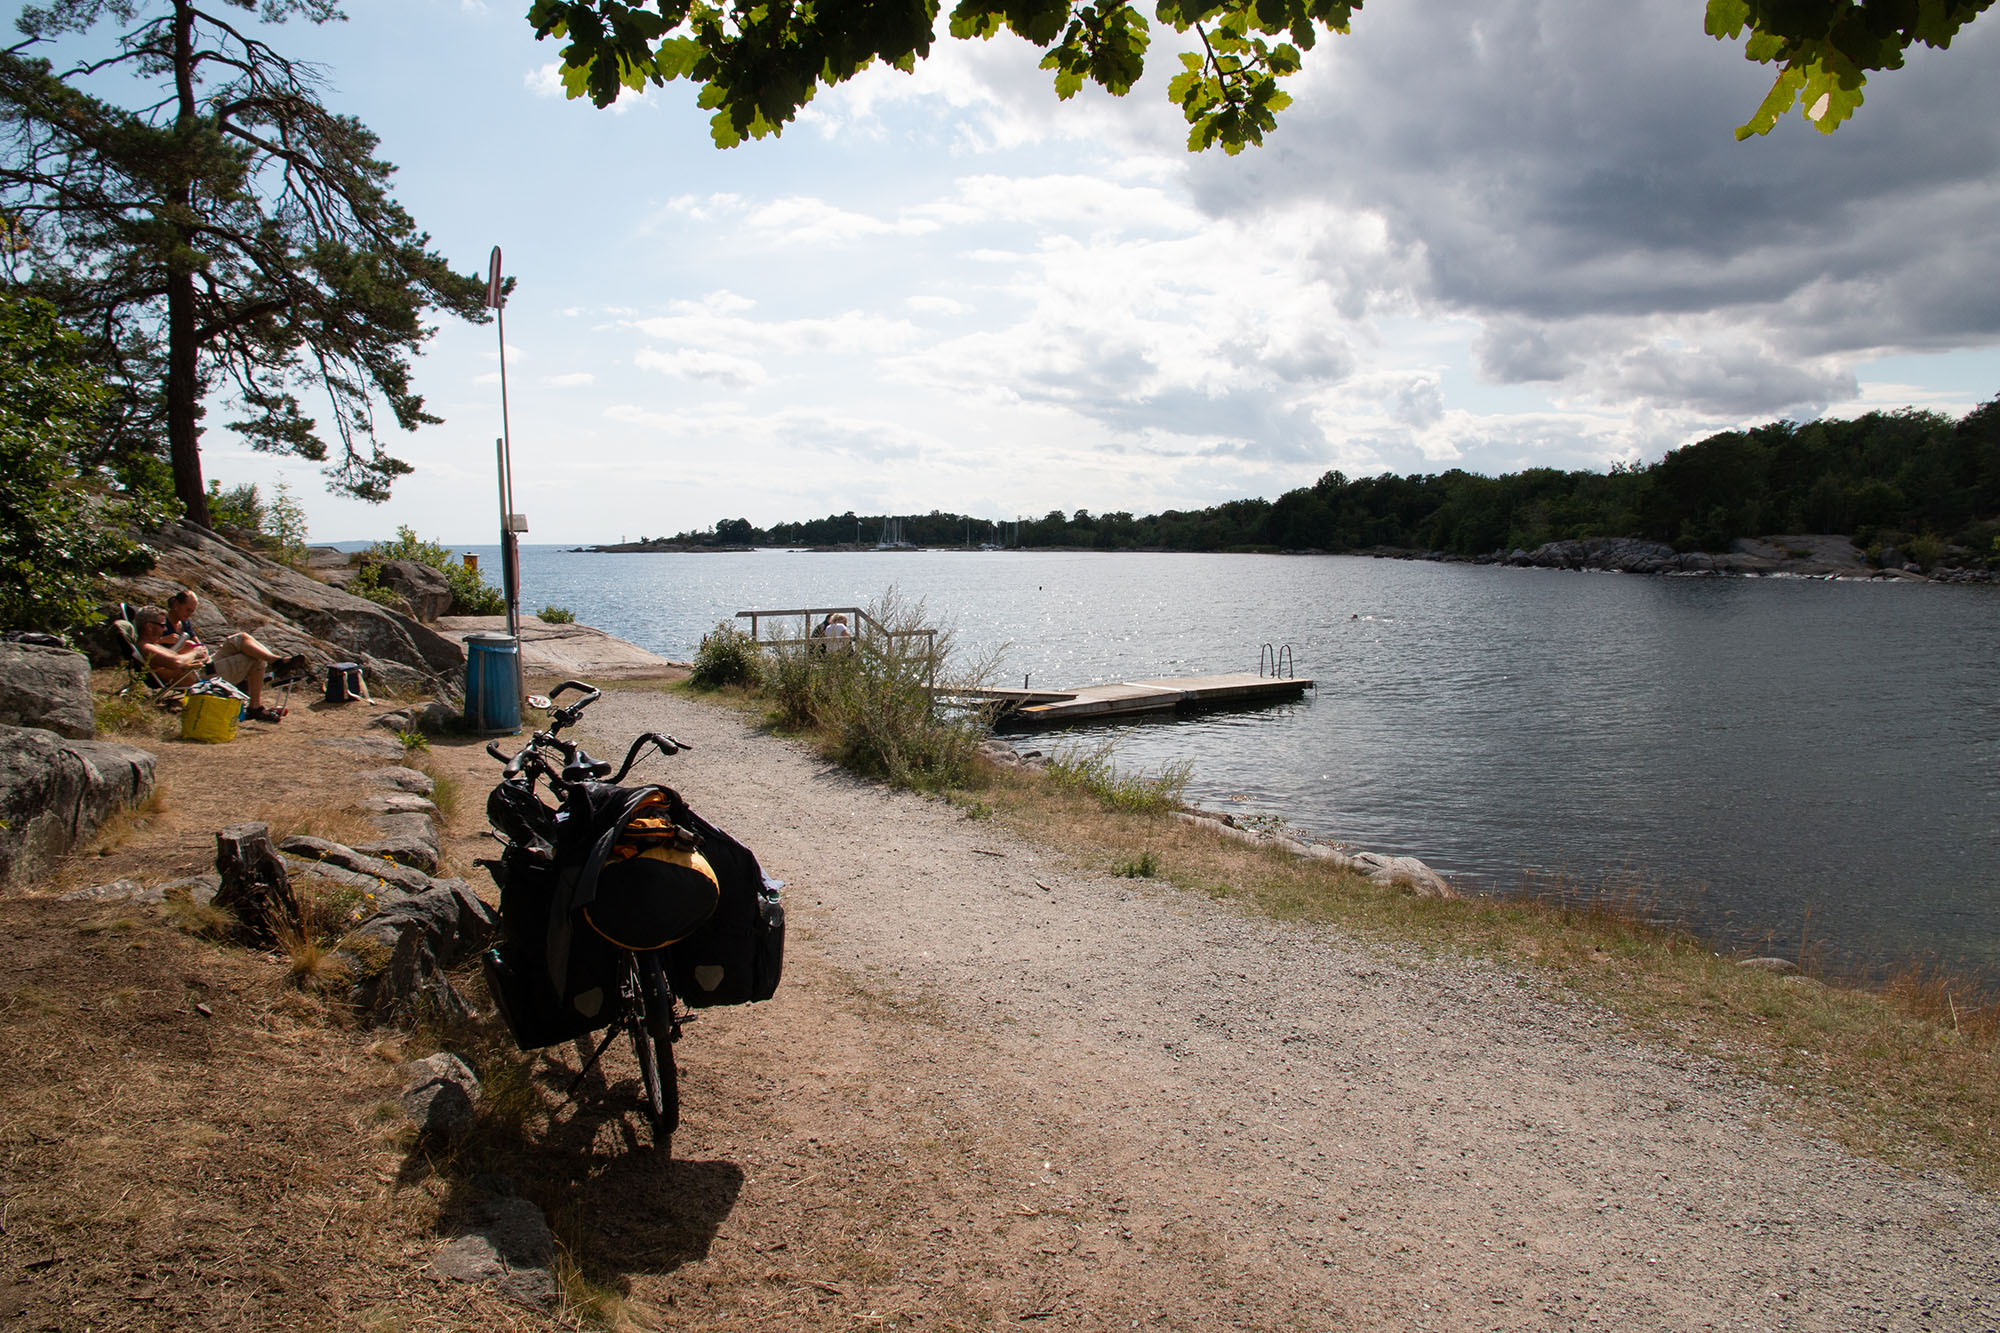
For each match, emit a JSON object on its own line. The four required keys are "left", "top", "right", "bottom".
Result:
{"left": 324, "top": 662, "right": 368, "bottom": 704}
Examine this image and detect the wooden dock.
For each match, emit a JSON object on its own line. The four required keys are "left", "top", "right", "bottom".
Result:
{"left": 943, "top": 672, "right": 1313, "bottom": 727}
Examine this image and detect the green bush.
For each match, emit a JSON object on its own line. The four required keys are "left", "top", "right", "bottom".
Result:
{"left": 539, "top": 605, "right": 575, "bottom": 624}
{"left": 756, "top": 590, "right": 991, "bottom": 792}
{"left": 360, "top": 525, "right": 504, "bottom": 615}
{"left": 689, "top": 621, "right": 760, "bottom": 690}
{"left": 205, "top": 477, "right": 309, "bottom": 565}
{"left": 0, "top": 295, "right": 171, "bottom": 635}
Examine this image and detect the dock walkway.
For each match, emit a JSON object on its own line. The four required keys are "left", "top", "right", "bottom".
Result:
{"left": 944, "top": 671, "right": 1312, "bottom": 726}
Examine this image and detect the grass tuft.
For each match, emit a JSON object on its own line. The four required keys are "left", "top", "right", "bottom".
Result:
{"left": 84, "top": 785, "right": 168, "bottom": 855}
{"left": 756, "top": 588, "right": 997, "bottom": 793}
{"left": 1043, "top": 738, "right": 1192, "bottom": 814}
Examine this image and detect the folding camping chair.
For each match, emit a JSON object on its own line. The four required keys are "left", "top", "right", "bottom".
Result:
{"left": 113, "top": 602, "right": 212, "bottom": 707}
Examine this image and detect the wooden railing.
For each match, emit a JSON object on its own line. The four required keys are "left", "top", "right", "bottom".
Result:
{"left": 734, "top": 605, "right": 940, "bottom": 688}
{"left": 734, "top": 606, "right": 937, "bottom": 653}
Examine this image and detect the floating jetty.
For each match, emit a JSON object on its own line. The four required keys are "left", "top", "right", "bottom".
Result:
{"left": 943, "top": 672, "right": 1313, "bottom": 727}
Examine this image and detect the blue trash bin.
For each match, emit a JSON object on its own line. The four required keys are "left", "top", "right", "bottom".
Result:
{"left": 464, "top": 632, "right": 522, "bottom": 734}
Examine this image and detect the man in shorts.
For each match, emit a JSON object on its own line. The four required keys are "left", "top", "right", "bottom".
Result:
{"left": 134, "top": 601, "right": 302, "bottom": 722}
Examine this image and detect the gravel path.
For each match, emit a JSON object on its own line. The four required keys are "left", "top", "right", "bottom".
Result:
{"left": 588, "top": 690, "right": 1999, "bottom": 1332}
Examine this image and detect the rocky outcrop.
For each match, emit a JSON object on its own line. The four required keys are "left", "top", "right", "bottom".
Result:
{"left": 377, "top": 559, "right": 453, "bottom": 622}
{"left": 105, "top": 521, "right": 465, "bottom": 692}
{"left": 399, "top": 1052, "right": 481, "bottom": 1146}
{"left": 0, "top": 726, "right": 155, "bottom": 889}
{"left": 1171, "top": 809, "right": 1457, "bottom": 899}
{"left": 340, "top": 880, "right": 499, "bottom": 1026}
{"left": 1485, "top": 533, "right": 1919, "bottom": 579}
{"left": 0, "top": 644, "right": 95, "bottom": 740}
{"left": 280, "top": 834, "right": 440, "bottom": 895}
{"left": 434, "top": 614, "right": 680, "bottom": 681}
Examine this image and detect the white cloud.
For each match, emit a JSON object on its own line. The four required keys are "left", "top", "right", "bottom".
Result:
{"left": 524, "top": 63, "right": 563, "bottom": 99}
{"left": 545, "top": 372, "right": 596, "bottom": 388}
{"left": 633, "top": 346, "right": 769, "bottom": 389}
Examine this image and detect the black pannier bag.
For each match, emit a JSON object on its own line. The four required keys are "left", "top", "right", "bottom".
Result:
{"left": 481, "top": 848, "right": 629, "bottom": 1050}
{"left": 662, "top": 800, "right": 785, "bottom": 1008}
{"left": 482, "top": 782, "right": 783, "bottom": 1046}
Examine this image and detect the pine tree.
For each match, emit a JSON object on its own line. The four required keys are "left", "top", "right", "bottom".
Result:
{"left": 0, "top": 0, "right": 488, "bottom": 526}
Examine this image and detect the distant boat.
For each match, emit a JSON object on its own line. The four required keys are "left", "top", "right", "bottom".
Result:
{"left": 876, "top": 516, "right": 916, "bottom": 550}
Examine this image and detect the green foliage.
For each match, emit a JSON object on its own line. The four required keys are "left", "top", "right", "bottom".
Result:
{"left": 0, "top": 294, "right": 168, "bottom": 634}
{"left": 1706, "top": 0, "right": 1993, "bottom": 139}
{"left": 203, "top": 478, "right": 309, "bottom": 565}
{"left": 529, "top": 0, "right": 1980, "bottom": 153}
{"left": 1114, "top": 850, "right": 1159, "bottom": 877}
{"left": 207, "top": 482, "right": 267, "bottom": 537}
{"left": 689, "top": 621, "right": 761, "bottom": 690}
{"left": 755, "top": 590, "right": 990, "bottom": 791}
{"left": 360, "top": 526, "right": 505, "bottom": 615}
{"left": 0, "top": 1, "right": 490, "bottom": 523}
{"left": 730, "top": 399, "right": 2000, "bottom": 562}
{"left": 538, "top": 605, "right": 576, "bottom": 624}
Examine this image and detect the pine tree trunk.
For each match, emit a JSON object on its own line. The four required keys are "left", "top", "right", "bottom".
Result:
{"left": 167, "top": 0, "right": 208, "bottom": 529}
{"left": 167, "top": 272, "right": 206, "bottom": 526}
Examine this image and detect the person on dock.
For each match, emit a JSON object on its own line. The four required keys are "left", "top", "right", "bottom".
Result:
{"left": 820, "top": 614, "right": 853, "bottom": 655}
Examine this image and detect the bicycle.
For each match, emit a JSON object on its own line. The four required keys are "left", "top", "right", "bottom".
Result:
{"left": 479, "top": 680, "right": 783, "bottom": 1150}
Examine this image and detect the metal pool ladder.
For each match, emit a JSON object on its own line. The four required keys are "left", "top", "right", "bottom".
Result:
{"left": 1259, "top": 643, "right": 1296, "bottom": 678}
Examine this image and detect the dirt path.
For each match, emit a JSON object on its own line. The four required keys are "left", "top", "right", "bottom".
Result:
{"left": 7, "top": 684, "right": 1995, "bottom": 1331}
{"left": 439, "top": 688, "right": 1997, "bottom": 1332}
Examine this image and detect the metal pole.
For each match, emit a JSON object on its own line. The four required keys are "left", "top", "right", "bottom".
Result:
{"left": 488, "top": 246, "right": 519, "bottom": 641}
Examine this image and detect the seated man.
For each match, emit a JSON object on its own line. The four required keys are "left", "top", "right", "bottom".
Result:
{"left": 131, "top": 604, "right": 297, "bottom": 722}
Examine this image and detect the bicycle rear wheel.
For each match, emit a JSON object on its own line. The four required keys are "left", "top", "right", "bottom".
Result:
{"left": 628, "top": 951, "right": 680, "bottom": 1150}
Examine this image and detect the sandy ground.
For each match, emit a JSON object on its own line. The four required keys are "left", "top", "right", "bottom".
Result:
{"left": 519, "top": 688, "right": 1999, "bottom": 1333}
{"left": 6, "top": 682, "right": 1997, "bottom": 1331}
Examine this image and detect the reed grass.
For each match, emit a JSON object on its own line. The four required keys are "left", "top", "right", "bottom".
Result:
{"left": 751, "top": 587, "right": 996, "bottom": 792}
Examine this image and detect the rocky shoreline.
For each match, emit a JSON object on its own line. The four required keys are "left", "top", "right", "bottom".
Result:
{"left": 1397, "top": 532, "right": 1997, "bottom": 582}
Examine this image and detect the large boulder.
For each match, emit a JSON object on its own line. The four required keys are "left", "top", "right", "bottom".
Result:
{"left": 0, "top": 726, "right": 155, "bottom": 889}
{"left": 339, "top": 880, "right": 499, "bottom": 1025}
{"left": 0, "top": 644, "right": 94, "bottom": 740}
{"left": 105, "top": 521, "right": 465, "bottom": 692}
{"left": 375, "top": 559, "right": 454, "bottom": 622}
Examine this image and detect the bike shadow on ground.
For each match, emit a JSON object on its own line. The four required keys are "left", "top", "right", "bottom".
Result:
{"left": 404, "top": 1058, "right": 746, "bottom": 1282}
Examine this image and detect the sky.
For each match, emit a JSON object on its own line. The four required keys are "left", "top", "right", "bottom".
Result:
{"left": 108, "top": 0, "right": 2000, "bottom": 543}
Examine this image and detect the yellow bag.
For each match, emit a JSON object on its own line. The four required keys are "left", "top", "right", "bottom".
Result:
{"left": 180, "top": 691, "right": 242, "bottom": 743}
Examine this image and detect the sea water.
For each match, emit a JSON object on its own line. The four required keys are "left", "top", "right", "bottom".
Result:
{"left": 476, "top": 544, "right": 2000, "bottom": 984}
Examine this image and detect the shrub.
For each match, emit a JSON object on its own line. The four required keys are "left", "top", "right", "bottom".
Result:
{"left": 757, "top": 589, "right": 993, "bottom": 791}
{"left": 539, "top": 605, "right": 575, "bottom": 624}
{"left": 1906, "top": 533, "right": 1946, "bottom": 571}
{"left": 360, "top": 525, "right": 504, "bottom": 615}
{"left": 689, "top": 621, "right": 761, "bottom": 690}
{"left": 206, "top": 478, "right": 309, "bottom": 566}
{"left": 0, "top": 295, "right": 171, "bottom": 634}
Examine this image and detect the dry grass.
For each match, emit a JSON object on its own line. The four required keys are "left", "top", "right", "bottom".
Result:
{"left": 254, "top": 797, "right": 384, "bottom": 848}
{"left": 81, "top": 783, "right": 170, "bottom": 855}
{"left": 968, "top": 755, "right": 2000, "bottom": 1189}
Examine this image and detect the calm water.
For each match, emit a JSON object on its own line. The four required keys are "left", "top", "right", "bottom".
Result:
{"left": 481, "top": 545, "right": 2000, "bottom": 983}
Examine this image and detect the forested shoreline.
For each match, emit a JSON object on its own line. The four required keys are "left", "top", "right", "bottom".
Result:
{"left": 620, "top": 401, "right": 2000, "bottom": 569}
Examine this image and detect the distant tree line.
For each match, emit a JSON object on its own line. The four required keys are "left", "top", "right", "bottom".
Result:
{"left": 671, "top": 400, "right": 2000, "bottom": 564}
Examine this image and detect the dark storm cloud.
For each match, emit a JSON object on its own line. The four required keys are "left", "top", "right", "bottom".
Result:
{"left": 1190, "top": 0, "right": 2000, "bottom": 415}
